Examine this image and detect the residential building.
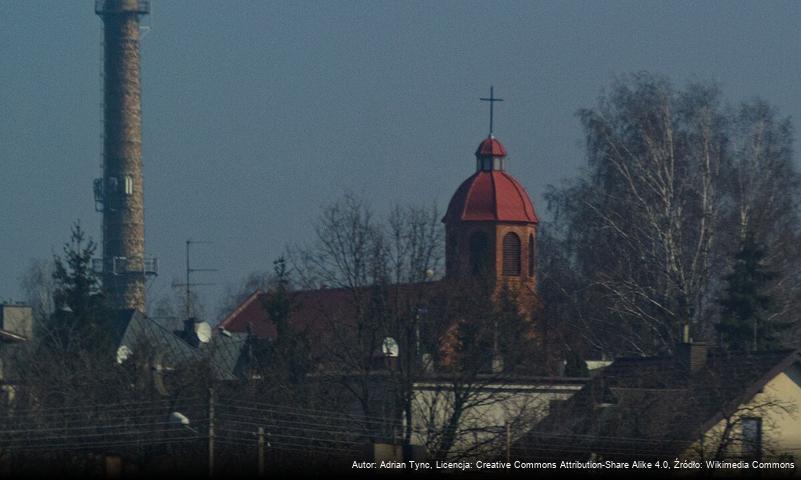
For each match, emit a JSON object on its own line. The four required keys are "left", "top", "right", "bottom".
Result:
{"left": 514, "top": 344, "right": 801, "bottom": 465}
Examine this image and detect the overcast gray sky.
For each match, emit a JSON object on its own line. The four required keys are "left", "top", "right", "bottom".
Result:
{"left": 2, "top": 0, "right": 800, "bottom": 320}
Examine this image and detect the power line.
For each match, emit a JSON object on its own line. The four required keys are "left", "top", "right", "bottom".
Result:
{"left": 220, "top": 398, "right": 402, "bottom": 426}
{"left": 5, "top": 435, "right": 204, "bottom": 454}
{"left": 216, "top": 427, "right": 362, "bottom": 446}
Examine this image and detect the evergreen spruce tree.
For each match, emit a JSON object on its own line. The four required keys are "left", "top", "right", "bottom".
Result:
{"left": 48, "top": 222, "right": 113, "bottom": 350}
{"left": 717, "top": 233, "right": 787, "bottom": 351}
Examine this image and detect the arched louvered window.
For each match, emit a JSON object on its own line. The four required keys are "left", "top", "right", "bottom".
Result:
{"left": 502, "top": 232, "right": 521, "bottom": 276}
{"left": 469, "top": 231, "right": 490, "bottom": 275}
{"left": 528, "top": 234, "right": 535, "bottom": 277}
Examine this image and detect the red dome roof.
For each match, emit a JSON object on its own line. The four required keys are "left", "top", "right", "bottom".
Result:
{"left": 443, "top": 170, "right": 538, "bottom": 224}
{"left": 475, "top": 137, "right": 507, "bottom": 157}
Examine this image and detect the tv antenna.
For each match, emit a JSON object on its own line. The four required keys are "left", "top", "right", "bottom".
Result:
{"left": 172, "top": 239, "right": 218, "bottom": 321}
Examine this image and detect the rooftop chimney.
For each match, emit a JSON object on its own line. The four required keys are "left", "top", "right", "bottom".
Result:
{"left": 676, "top": 324, "right": 709, "bottom": 373}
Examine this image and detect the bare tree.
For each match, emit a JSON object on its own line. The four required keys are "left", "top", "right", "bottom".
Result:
{"left": 287, "top": 194, "right": 547, "bottom": 459}
{"left": 411, "top": 280, "right": 543, "bottom": 460}
{"left": 216, "top": 269, "right": 275, "bottom": 322}
{"left": 18, "top": 258, "right": 56, "bottom": 326}
{"left": 287, "top": 193, "right": 442, "bottom": 425}
{"left": 694, "top": 396, "right": 796, "bottom": 465}
{"left": 542, "top": 73, "right": 801, "bottom": 357}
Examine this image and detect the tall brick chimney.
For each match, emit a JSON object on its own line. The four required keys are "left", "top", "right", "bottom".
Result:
{"left": 95, "top": 0, "right": 153, "bottom": 312}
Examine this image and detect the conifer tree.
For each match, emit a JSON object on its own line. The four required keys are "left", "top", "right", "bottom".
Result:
{"left": 48, "top": 222, "right": 113, "bottom": 350}
{"left": 717, "top": 234, "right": 787, "bottom": 351}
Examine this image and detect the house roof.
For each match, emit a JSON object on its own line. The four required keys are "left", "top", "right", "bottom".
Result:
{"left": 111, "top": 309, "right": 195, "bottom": 364}
{"left": 513, "top": 348, "right": 801, "bottom": 460}
{"left": 112, "top": 310, "right": 248, "bottom": 381}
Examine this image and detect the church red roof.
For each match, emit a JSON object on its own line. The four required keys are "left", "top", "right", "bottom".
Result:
{"left": 218, "top": 288, "right": 354, "bottom": 340}
{"left": 443, "top": 170, "right": 538, "bottom": 224}
{"left": 216, "top": 282, "right": 445, "bottom": 364}
{"left": 475, "top": 137, "right": 507, "bottom": 157}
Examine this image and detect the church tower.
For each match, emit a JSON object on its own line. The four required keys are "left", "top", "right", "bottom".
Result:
{"left": 442, "top": 89, "right": 538, "bottom": 304}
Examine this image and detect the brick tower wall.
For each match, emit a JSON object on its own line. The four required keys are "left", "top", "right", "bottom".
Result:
{"left": 445, "top": 221, "right": 537, "bottom": 311}
{"left": 99, "top": 0, "right": 146, "bottom": 311}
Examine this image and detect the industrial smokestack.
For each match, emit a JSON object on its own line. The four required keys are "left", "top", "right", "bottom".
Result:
{"left": 94, "top": 0, "right": 155, "bottom": 312}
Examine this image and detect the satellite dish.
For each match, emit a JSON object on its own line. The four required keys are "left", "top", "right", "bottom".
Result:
{"left": 382, "top": 337, "right": 399, "bottom": 358}
{"left": 170, "top": 411, "right": 198, "bottom": 433}
{"left": 196, "top": 321, "right": 212, "bottom": 343}
{"left": 116, "top": 345, "right": 132, "bottom": 364}
{"left": 170, "top": 411, "right": 191, "bottom": 427}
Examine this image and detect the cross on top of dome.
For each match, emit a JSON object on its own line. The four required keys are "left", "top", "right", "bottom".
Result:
{"left": 480, "top": 86, "right": 504, "bottom": 137}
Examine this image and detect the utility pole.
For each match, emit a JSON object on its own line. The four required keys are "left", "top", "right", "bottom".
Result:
{"left": 257, "top": 427, "right": 265, "bottom": 476}
{"left": 505, "top": 422, "right": 511, "bottom": 464}
{"left": 208, "top": 387, "right": 215, "bottom": 477}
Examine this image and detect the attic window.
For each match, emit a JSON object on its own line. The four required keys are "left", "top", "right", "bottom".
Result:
{"left": 502, "top": 232, "right": 521, "bottom": 276}
{"left": 742, "top": 417, "right": 762, "bottom": 459}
